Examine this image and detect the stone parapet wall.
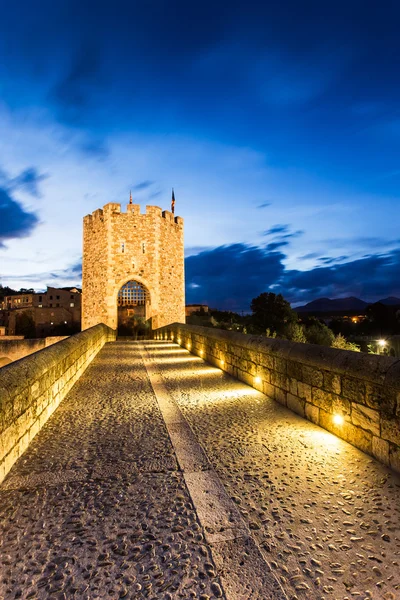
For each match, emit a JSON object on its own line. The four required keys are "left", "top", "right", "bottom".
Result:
{"left": 155, "top": 324, "right": 400, "bottom": 473}
{"left": 0, "top": 324, "right": 116, "bottom": 483}
{"left": 0, "top": 336, "right": 68, "bottom": 367}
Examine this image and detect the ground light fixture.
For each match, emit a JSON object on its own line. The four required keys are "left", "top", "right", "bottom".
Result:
{"left": 333, "top": 414, "right": 344, "bottom": 426}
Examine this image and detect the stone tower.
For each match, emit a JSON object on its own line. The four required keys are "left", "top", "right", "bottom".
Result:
{"left": 82, "top": 200, "right": 185, "bottom": 331}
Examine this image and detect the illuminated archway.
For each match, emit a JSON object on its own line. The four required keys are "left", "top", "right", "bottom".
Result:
{"left": 117, "top": 279, "right": 151, "bottom": 337}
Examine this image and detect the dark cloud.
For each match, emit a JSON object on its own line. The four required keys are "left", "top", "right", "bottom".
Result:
{"left": 185, "top": 243, "right": 400, "bottom": 310}
{"left": 50, "top": 43, "right": 103, "bottom": 124}
{"left": 185, "top": 243, "right": 285, "bottom": 310}
{"left": 264, "top": 224, "right": 289, "bottom": 236}
{"left": 133, "top": 180, "right": 154, "bottom": 191}
{"left": 4, "top": 260, "right": 82, "bottom": 285}
{"left": 9, "top": 167, "right": 48, "bottom": 198}
{"left": 257, "top": 202, "right": 271, "bottom": 209}
{"left": 79, "top": 138, "right": 110, "bottom": 161}
{"left": 0, "top": 188, "right": 39, "bottom": 247}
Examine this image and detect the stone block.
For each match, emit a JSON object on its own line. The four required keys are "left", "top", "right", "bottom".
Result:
{"left": 381, "top": 418, "right": 400, "bottom": 446}
{"left": 342, "top": 376, "right": 365, "bottom": 404}
{"left": 305, "top": 402, "right": 319, "bottom": 424}
{"left": 372, "top": 436, "right": 390, "bottom": 466}
{"left": 275, "top": 388, "right": 286, "bottom": 406}
{"left": 365, "top": 383, "right": 397, "bottom": 417}
{"left": 312, "top": 387, "right": 333, "bottom": 412}
{"left": 342, "top": 421, "right": 373, "bottom": 455}
{"left": 351, "top": 403, "right": 380, "bottom": 436}
{"left": 389, "top": 443, "right": 400, "bottom": 473}
{"left": 331, "top": 395, "right": 351, "bottom": 417}
{"left": 286, "top": 360, "right": 302, "bottom": 380}
{"left": 323, "top": 371, "right": 341, "bottom": 395}
{"left": 297, "top": 381, "right": 312, "bottom": 403}
{"left": 286, "top": 393, "right": 305, "bottom": 417}
{"left": 302, "top": 365, "right": 323, "bottom": 388}
{"left": 289, "top": 378, "right": 298, "bottom": 396}
{"left": 273, "top": 357, "right": 287, "bottom": 374}
{"left": 263, "top": 382, "right": 275, "bottom": 399}
{"left": 259, "top": 352, "right": 274, "bottom": 369}
{"left": 271, "top": 371, "right": 289, "bottom": 391}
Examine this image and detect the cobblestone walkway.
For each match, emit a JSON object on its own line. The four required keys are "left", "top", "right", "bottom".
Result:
{"left": 1, "top": 340, "right": 400, "bottom": 600}
{"left": 145, "top": 341, "right": 400, "bottom": 600}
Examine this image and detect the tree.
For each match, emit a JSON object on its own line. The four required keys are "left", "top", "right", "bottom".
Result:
{"left": 250, "top": 292, "right": 297, "bottom": 335}
{"left": 15, "top": 311, "right": 36, "bottom": 338}
{"left": 283, "top": 322, "right": 307, "bottom": 343}
{"left": 331, "top": 333, "right": 361, "bottom": 352}
{"left": 304, "top": 318, "right": 334, "bottom": 346}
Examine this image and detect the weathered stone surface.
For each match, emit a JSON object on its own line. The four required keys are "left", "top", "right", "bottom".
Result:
{"left": 372, "top": 436, "right": 390, "bottom": 466}
{"left": 297, "top": 381, "right": 312, "bottom": 403}
{"left": 148, "top": 340, "right": 400, "bottom": 600}
{"left": 323, "top": 371, "right": 341, "bottom": 395}
{"left": 381, "top": 418, "right": 400, "bottom": 446}
{"left": 305, "top": 402, "right": 319, "bottom": 424}
{"left": 312, "top": 387, "right": 333, "bottom": 412}
{"left": 351, "top": 403, "right": 380, "bottom": 436}
{"left": 286, "top": 393, "right": 305, "bottom": 417}
{"left": 0, "top": 325, "right": 115, "bottom": 484}
{"left": 82, "top": 203, "right": 185, "bottom": 331}
{"left": 342, "top": 376, "right": 365, "bottom": 403}
{"left": 302, "top": 365, "right": 323, "bottom": 388}
{"left": 158, "top": 324, "right": 400, "bottom": 475}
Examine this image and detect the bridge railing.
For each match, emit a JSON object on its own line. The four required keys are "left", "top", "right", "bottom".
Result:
{"left": 154, "top": 324, "right": 400, "bottom": 473}
{"left": 0, "top": 324, "right": 116, "bottom": 484}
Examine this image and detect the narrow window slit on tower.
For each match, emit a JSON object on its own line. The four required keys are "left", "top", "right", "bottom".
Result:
{"left": 142, "top": 242, "right": 146, "bottom": 254}
{"left": 121, "top": 242, "right": 125, "bottom": 253}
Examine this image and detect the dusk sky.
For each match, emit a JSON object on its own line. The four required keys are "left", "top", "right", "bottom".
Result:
{"left": 1, "top": 0, "right": 400, "bottom": 310}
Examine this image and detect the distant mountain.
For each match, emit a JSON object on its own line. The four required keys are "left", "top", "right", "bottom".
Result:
{"left": 379, "top": 297, "right": 400, "bottom": 306}
{"left": 295, "top": 297, "right": 368, "bottom": 313}
{"left": 294, "top": 295, "right": 400, "bottom": 313}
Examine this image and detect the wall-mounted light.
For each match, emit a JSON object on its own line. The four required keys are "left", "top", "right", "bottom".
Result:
{"left": 333, "top": 414, "right": 344, "bottom": 426}
{"left": 178, "top": 338, "right": 181, "bottom": 344}
{"left": 378, "top": 339, "right": 386, "bottom": 347}
{"left": 199, "top": 349, "right": 204, "bottom": 356}
{"left": 254, "top": 376, "right": 261, "bottom": 384}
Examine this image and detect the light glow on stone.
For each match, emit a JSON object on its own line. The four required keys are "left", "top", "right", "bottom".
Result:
{"left": 333, "top": 414, "right": 344, "bottom": 426}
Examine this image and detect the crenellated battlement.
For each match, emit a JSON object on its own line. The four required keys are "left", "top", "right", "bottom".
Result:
{"left": 84, "top": 203, "right": 183, "bottom": 228}
{"left": 82, "top": 195, "right": 185, "bottom": 331}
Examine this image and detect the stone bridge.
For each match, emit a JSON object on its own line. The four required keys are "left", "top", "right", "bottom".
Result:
{"left": 0, "top": 325, "right": 399, "bottom": 599}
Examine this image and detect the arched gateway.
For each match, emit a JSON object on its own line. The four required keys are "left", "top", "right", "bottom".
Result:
{"left": 81, "top": 199, "right": 185, "bottom": 332}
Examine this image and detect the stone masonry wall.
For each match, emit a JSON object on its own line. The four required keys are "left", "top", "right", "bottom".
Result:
{"left": 0, "top": 336, "right": 68, "bottom": 367}
{"left": 82, "top": 203, "right": 185, "bottom": 331}
{"left": 155, "top": 324, "right": 400, "bottom": 473}
{"left": 0, "top": 324, "right": 116, "bottom": 484}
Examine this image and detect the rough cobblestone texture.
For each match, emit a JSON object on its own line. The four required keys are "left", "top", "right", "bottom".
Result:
{"left": 147, "top": 340, "right": 400, "bottom": 600}
{"left": 82, "top": 202, "right": 185, "bottom": 331}
{"left": 0, "top": 342, "right": 225, "bottom": 600}
{"left": 155, "top": 324, "right": 400, "bottom": 472}
{"left": 0, "top": 324, "right": 115, "bottom": 484}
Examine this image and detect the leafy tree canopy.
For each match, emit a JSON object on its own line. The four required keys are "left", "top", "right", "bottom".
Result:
{"left": 250, "top": 292, "right": 297, "bottom": 335}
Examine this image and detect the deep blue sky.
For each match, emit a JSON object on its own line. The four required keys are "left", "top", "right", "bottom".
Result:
{"left": 1, "top": 0, "right": 399, "bottom": 309}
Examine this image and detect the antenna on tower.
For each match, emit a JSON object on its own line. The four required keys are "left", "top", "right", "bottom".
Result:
{"left": 129, "top": 190, "right": 132, "bottom": 204}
